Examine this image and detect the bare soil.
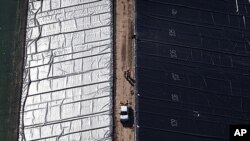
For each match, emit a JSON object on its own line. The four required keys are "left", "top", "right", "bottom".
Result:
{"left": 114, "top": 0, "right": 135, "bottom": 141}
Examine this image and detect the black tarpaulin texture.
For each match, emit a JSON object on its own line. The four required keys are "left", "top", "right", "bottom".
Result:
{"left": 135, "top": 0, "right": 250, "bottom": 140}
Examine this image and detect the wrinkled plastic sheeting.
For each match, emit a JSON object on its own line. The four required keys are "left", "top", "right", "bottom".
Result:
{"left": 19, "top": 0, "right": 113, "bottom": 140}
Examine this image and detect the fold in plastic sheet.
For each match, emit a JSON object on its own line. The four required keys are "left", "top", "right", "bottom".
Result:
{"left": 19, "top": 0, "right": 113, "bottom": 140}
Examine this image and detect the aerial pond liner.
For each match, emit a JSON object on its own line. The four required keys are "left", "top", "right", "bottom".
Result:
{"left": 135, "top": 0, "right": 250, "bottom": 141}
{"left": 19, "top": 0, "right": 113, "bottom": 140}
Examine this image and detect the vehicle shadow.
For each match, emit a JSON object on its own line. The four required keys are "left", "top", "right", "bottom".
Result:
{"left": 122, "top": 107, "right": 134, "bottom": 128}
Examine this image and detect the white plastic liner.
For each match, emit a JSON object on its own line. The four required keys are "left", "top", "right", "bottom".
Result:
{"left": 19, "top": 0, "right": 113, "bottom": 140}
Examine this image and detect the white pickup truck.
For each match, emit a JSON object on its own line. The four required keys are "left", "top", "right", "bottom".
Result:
{"left": 120, "top": 100, "right": 129, "bottom": 123}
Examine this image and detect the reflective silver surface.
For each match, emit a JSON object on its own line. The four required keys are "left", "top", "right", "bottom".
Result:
{"left": 19, "top": 0, "right": 113, "bottom": 140}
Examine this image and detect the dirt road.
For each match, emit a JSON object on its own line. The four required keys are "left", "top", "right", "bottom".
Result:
{"left": 114, "top": 0, "right": 135, "bottom": 141}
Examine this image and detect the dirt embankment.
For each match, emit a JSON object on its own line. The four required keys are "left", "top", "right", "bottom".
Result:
{"left": 114, "top": 0, "right": 135, "bottom": 141}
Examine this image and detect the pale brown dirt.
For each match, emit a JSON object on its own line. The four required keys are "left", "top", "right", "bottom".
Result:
{"left": 114, "top": 0, "right": 135, "bottom": 141}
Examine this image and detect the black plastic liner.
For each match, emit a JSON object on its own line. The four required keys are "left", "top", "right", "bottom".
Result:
{"left": 135, "top": 0, "right": 250, "bottom": 140}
